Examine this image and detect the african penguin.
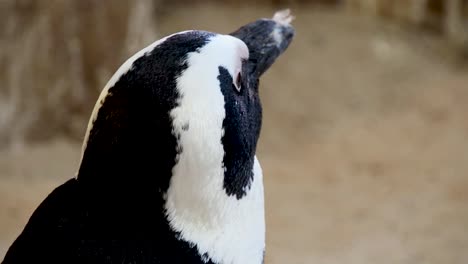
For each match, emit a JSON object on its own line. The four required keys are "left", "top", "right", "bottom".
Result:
{"left": 2, "top": 9, "right": 294, "bottom": 264}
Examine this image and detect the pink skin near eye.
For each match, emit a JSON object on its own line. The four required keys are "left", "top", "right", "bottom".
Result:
{"left": 233, "top": 68, "right": 242, "bottom": 92}
{"left": 237, "top": 42, "right": 249, "bottom": 60}
{"left": 233, "top": 42, "right": 248, "bottom": 92}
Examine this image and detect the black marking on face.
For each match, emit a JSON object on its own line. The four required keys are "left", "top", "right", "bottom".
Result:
{"left": 218, "top": 65, "right": 262, "bottom": 199}
{"left": 182, "top": 122, "right": 189, "bottom": 131}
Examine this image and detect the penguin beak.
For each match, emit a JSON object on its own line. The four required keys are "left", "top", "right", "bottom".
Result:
{"left": 230, "top": 9, "right": 295, "bottom": 77}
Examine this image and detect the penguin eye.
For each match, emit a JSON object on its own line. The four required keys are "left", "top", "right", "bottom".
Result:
{"left": 234, "top": 72, "right": 242, "bottom": 92}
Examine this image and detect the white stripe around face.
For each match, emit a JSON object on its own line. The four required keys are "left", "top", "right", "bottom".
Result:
{"left": 165, "top": 34, "right": 265, "bottom": 264}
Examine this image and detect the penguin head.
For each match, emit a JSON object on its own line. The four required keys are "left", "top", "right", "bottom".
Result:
{"left": 78, "top": 13, "right": 294, "bottom": 201}
{"left": 76, "top": 12, "right": 293, "bottom": 263}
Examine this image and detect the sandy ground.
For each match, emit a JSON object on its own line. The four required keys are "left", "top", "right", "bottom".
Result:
{"left": 1, "top": 4, "right": 468, "bottom": 263}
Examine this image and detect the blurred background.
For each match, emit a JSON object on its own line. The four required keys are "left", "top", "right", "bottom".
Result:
{"left": 1, "top": 0, "right": 468, "bottom": 263}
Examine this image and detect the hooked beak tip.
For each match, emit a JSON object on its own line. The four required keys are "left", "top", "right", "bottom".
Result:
{"left": 272, "top": 9, "right": 295, "bottom": 25}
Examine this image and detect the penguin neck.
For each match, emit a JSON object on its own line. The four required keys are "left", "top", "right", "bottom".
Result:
{"left": 164, "top": 139, "right": 265, "bottom": 264}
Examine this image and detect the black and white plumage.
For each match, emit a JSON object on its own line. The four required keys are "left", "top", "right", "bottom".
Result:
{"left": 2, "top": 10, "right": 294, "bottom": 264}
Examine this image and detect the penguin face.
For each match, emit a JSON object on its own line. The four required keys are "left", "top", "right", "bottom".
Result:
{"left": 170, "top": 33, "right": 262, "bottom": 200}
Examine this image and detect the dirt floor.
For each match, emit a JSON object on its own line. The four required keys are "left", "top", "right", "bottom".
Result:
{"left": 1, "top": 3, "right": 468, "bottom": 264}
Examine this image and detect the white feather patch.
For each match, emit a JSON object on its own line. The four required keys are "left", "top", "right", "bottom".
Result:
{"left": 165, "top": 34, "right": 265, "bottom": 264}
